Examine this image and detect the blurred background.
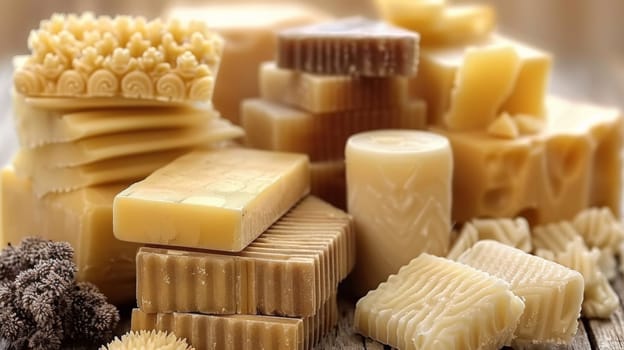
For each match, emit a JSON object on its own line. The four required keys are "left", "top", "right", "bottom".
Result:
{"left": 0, "top": 0, "right": 623, "bottom": 164}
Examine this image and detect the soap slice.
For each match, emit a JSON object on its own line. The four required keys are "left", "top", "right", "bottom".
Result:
{"left": 354, "top": 253, "right": 524, "bottom": 350}
{"left": 114, "top": 148, "right": 310, "bottom": 252}
{"left": 0, "top": 166, "right": 140, "bottom": 305}
{"left": 277, "top": 17, "right": 420, "bottom": 77}
{"left": 259, "top": 62, "right": 408, "bottom": 113}
{"left": 242, "top": 98, "right": 426, "bottom": 161}
{"left": 458, "top": 240, "right": 584, "bottom": 345}
{"left": 136, "top": 196, "right": 354, "bottom": 317}
{"left": 20, "top": 119, "right": 243, "bottom": 167}
{"left": 131, "top": 294, "right": 338, "bottom": 350}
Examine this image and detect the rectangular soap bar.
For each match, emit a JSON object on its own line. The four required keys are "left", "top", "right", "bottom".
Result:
{"left": 20, "top": 119, "right": 243, "bottom": 167}
{"left": 241, "top": 98, "right": 426, "bottom": 161}
{"left": 165, "top": 3, "right": 330, "bottom": 124}
{"left": 12, "top": 92, "right": 213, "bottom": 148}
{"left": 0, "top": 166, "right": 140, "bottom": 305}
{"left": 458, "top": 240, "right": 584, "bottom": 345}
{"left": 136, "top": 196, "right": 354, "bottom": 317}
{"left": 354, "top": 253, "right": 524, "bottom": 350}
{"left": 259, "top": 62, "right": 408, "bottom": 113}
{"left": 277, "top": 17, "right": 420, "bottom": 77}
{"left": 131, "top": 294, "right": 338, "bottom": 350}
{"left": 114, "top": 148, "right": 310, "bottom": 252}
{"left": 310, "top": 160, "right": 346, "bottom": 210}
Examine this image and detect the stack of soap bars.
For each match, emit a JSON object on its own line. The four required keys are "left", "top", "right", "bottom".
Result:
{"left": 240, "top": 17, "right": 426, "bottom": 209}
{"left": 1, "top": 13, "right": 243, "bottom": 304}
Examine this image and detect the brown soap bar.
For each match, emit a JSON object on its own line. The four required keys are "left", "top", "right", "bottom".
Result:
{"left": 136, "top": 196, "right": 354, "bottom": 317}
{"left": 310, "top": 160, "right": 346, "bottom": 210}
{"left": 277, "top": 17, "right": 420, "bottom": 77}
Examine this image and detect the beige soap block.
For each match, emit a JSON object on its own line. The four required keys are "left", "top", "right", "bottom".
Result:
{"left": 0, "top": 166, "right": 139, "bottom": 305}
{"left": 355, "top": 253, "right": 524, "bottom": 350}
{"left": 412, "top": 35, "right": 552, "bottom": 128}
{"left": 573, "top": 207, "right": 624, "bottom": 251}
{"left": 165, "top": 3, "right": 330, "bottom": 124}
{"left": 12, "top": 93, "right": 213, "bottom": 148}
{"left": 310, "top": 160, "right": 346, "bottom": 210}
{"left": 114, "top": 148, "right": 310, "bottom": 252}
{"left": 447, "top": 222, "right": 479, "bottom": 260}
{"left": 458, "top": 240, "right": 584, "bottom": 345}
{"left": 346, "top": 130, "right": 452, "bottom": 296}
{"left": 20, "top": 119, "right": 243, "bottom": 167}
{"left": 259, "top": 62, "right": 408, "bottom": 113}
{"left": 434, "top": 96, "right": 622, "bottom": 225}
{"left": 242, "top": 99, "right": 426, "bottom": 162}
{"left": 21, "top": 95, "right": 195, "bottom": 111}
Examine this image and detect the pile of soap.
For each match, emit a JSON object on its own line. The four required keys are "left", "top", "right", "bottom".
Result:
{"left": 1, "top": 13, "right": 243, "bottom": 304}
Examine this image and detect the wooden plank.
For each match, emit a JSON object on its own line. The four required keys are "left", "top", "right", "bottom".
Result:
{"left": 586, "top": 274, "right": 624, "bottom": 350}
{"left": 316, "top": 298, "right": 366, "bottom": 349}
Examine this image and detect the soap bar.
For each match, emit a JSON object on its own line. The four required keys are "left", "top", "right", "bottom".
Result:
{"left": 12, "top": 149, "right": 190, "bottom": 197}
{"left": 346, "top": 130, "right": 452, "bottom": 295}
{"left": 458, "top": 240, "right": 583, "bottom": 344}
{"left": 413, "top": 35, "right": 552, "bottom": 127}
{"left": 573, "top": 207, "right": 624, "bottom": 251}
{"left": 242, "top": 99, "right": 426, "bottom": 162}
{"left": 310, "top": 160, "right": 346, "bottom": 210}
{"left": 471, "top": 217, "right": 532, "bottom": 252}
{"left": 165, "top": 3, "right": 330, "bottom": 124}
{"left": 12, "top": 93, "right": 213, "bottom": 148}
{"left": 114, "top": 148, "right": 310, "bottom": 252}
{"left": 0, "top": 166, "right": 140, "bottom": 305}
{"left": 446, "top": 222, "right": 479, "bottom": 260}
{"left": 132, "top": 294, "right": 337, "bottom": 350}
{"left": 20, "top": 119, "right": 243, "bottom": 167}
{"left": 354, "top": 253, "right": 524, "bottom": 350}
{"left": 277, "top": 17, "right": 420, "bottom": 77}
{"left": 21, "top": 94, "right": 192, "bottom": 111}
{"left": 136, "top": 196, "right": 354, "bottom": 317}
{"left": 433, "top": 96, "right": 622, "bottom": 225}
{"left": 259, "top": 62, "right": 408, "bottom": 113}
{"left": 14, "top": 14, "right": 224, "bottom": 103}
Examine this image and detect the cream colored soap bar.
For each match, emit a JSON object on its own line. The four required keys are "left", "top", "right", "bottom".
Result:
{"left": 166, "top": 3, "right": 330, "bottom": 124}
{"left": 434, "top": 96, "right": 622, "bottom": 225}
{"left": 310, "top": 160, "right": 346, "bottom": 210}
{"left": 12, "top": 93, "right": 212, "bottom": 148}
{"left": 259, "top": 62, "right": 408, "bottom": 113}
{"left": 447, "top": 217, "right": 530, "bottom": 260}
{"left": 355, "top": 253, "right": 524, "bottom": 350}
{"left": 0, "top": 166, "right": 139, "bottom": 305}
{"left": 573, "top": 207, "right": 624, "bottom": 251}
{"left": 242, "top": 99, "right": 426, "bottom": 162}
{"left": 136, "top": 196, "right": 354, "bottom": 317}
{"left": 346, "top": 130, "right": 452, "bottom": 296}
{"left": 114, "top": 148, "right": 310, "bottom": 251}
{"left": 20, "top": 119, "right": 243, "bottom": 167}
{"left": 413, "top": 35, "right": 552, "bottom": 128}
{"left": 458, "top": 240, "right": 583, "bottom": 345}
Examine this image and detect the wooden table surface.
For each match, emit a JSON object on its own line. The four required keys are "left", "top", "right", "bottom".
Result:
{"left": 1, "top": 59, "right": 624, "bottom": 350}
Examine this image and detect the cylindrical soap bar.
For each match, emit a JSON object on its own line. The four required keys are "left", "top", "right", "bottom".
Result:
{"left": 346, "top": 129, "right": 453, "bottom": 296}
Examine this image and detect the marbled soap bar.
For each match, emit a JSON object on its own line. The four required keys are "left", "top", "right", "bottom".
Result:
{"left": 242, "top": 98, "right": 426, "bottom": 162}
{"left": 458, "top": 240, "right": 584, "bottom": 345}
{"left": 354, "top": 253, "right": 524, "bottom": 350}
{"left": 0, "top": 166, "right": 139, "bottom": 305}
{"left": 136, "top": 196, "right": 353, "bottom": 317}
{"left": 132, "top": 294, "right": 338, "bottom": 350}
{"left": 259, "top": 62, "right": 408, "bottom": 113}
{"left": 277, "top": 17, "right": 420, "bottom": 77}
{"left": 114, "top": 148, "right": 310, "bottom": 252}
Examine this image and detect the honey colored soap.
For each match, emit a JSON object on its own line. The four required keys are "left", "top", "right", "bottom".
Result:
{"left": 165, "top": 3, "right": 330, "bottom": 124}
{"left": 434, "top": 96, "right": 622, "bottom": 225}
{"left": 241, "top": 98, "right": 426, "bottom": 162}
{"left": 354, "top": 253, "right": 524, "bottom": 350}
{"left": 20, "top": 119, "right": 243, "bottom": 167}
{"left": 310, "top": 160, "right": 346, "bottom": 210}
{"left": 259, "top": 62, "right": 408, "bottom": 113}
{"left": 277, "top": 17, "right": 420, "bottom": 77}
{"left": 0, "top": 166, "right": 140, "bottom": 305}
{"left": 346, "top": 130, "right": 452, "bottom": 296}
{"left": 114, "top": 148, "right": 310, "bottom": 251}
{"left": 14, "top": 14, "right": 224, "bottom": 103}
{"left": 132, "top": 294, "right": 337, "bottom": 350}
{"left": 458, "top": 240, "right": 584, "bottom": 345}
{"left": 136, "top": 196, "right": 354, "bottom": 317}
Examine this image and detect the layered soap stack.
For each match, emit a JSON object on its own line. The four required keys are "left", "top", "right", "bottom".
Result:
{"left": 1, "top": 13, "right": 244, "bottom": 304}
{"left": 241, "top": 17, "right": 426, "bottom": 209}
{"left": 112, "top": 148, "right": 355, "bottom": 349}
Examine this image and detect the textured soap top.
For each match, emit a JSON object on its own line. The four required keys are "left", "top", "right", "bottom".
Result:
{"left": 13, "top": 13, "right": 224, "bottom": 103}
{"left": 347, "top": 129, "right": 449, "bottom": 155}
